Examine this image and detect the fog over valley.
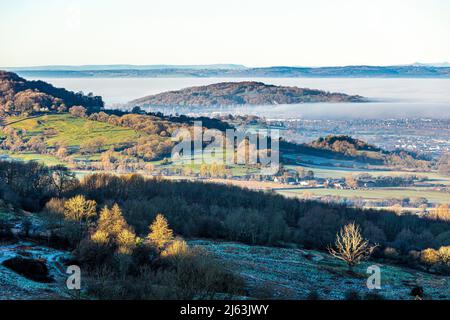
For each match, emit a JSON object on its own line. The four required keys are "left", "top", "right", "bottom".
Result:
{"left": 33, "top": 77, "right": 450, "bottom": 119}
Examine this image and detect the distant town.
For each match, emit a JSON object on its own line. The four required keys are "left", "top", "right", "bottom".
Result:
{"left": 271, "top": 118, "right": 450, "bottom": 158}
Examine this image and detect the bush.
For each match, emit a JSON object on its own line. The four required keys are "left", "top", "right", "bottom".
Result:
{"left": 86, "top": 266, "right": 173, "bottom": 300}
{"left": 163, "top": 246, "right": 244, "bottom": 299}
{"left": 438, "top": 246, "right": 450, "bottom": 265}
{"left": 383, "top": 247, "right": 400, "bottom": 259}
{"left": 85, "top": 247, "right": 243, "bottom": 300}
{"left": 74, "top": 237, "right": 114, "bottom": 267}
{"left": 161, "top": 238, "right": 189, "bottom": 260}
{"left": 421, "top": 248, "right": 440, "bottom": 270}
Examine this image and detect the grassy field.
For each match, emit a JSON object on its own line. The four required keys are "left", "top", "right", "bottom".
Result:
{"left": 0, "top": 152, "right": 65, "bottom": 166}
{"left": 2, "top": 115, "right": 256, "bottom": 176}
{"left": 284, "top": 153, "right": 370, "bottom": 169}
{"left": 1, "top": 114, "right": 150, "bottom": 167}
{"left": 283, "top": 161, "right": 450, "bottom": 205}
{"left": 5, "top": 114, "right": 143, "bottom": 149}
{"left": 170, "top": 149, "right": 263, "bottom": 176}
{"left": 285, "top": 164, "right": 450, "bottom": 186}
{"left": 279, "top": 187, "right": 450, "bottom": 204}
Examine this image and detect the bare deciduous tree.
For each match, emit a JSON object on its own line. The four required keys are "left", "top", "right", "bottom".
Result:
{"left": 328, "top": 222, "right": 377, "bottom": 270}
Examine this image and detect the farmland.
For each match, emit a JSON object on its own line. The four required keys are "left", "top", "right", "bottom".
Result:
{"left": 4, "top": 114, "right": 142, "bottom": 150}
{"left": 1, "top": 114, "right": 449, "bottom": 210}
{"left": 278, "top": 187, "right": 450, "bottom": 205}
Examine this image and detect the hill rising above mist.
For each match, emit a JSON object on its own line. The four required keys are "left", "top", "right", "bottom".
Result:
{"left": 130, "top": 81, "right": 366, "bottom": 107}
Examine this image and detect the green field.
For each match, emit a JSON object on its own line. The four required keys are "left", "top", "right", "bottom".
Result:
{"left": 285, "top": 164, "right": 450, "bottom": 186}
{"left": 282, "top": 160, "right": 449, "bottom": 205}
{"left": 6, "top": 114, "right": 143, "bottom": 149}
{"left": 0, "top": 152, "right": 65, "bottom": 166}
{"left": 170, "top": 149, "right": 262, "bottom": 176}
{"left": 279, "top": 187, "right": 450, "bottom": 204}
{"left": 1, "top": 114, "right": 148, "bottom": 166}
{"left": 2, "top": 114, "right": 258, "bottom": 176}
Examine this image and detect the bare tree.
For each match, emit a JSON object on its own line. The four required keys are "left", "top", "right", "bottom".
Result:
{"left": 328, "top": 222, "right": 377, "bottom": 270}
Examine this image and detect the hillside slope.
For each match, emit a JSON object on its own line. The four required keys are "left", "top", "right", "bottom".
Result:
{"left": 280, "top": 135, "right": 431, "bottom": 169}
{"left": 192, "top": 240, "right": 450, "bottom": 300}
{"left": 3, "top": 114, "right": 142, "bottom": 151}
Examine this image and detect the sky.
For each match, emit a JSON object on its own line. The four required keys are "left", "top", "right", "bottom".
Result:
{"left": 1, "top": 0, "right": 449, "bottom": 67}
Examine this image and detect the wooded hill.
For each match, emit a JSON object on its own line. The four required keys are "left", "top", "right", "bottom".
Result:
{"left": 0, "top": 71, "right": 104, "bottom": 116}
{"left": 130, "top": 81, "right": 366, "bottom": 107}
{"left": 281, "top": 135, "right": 432, "bottom": 169}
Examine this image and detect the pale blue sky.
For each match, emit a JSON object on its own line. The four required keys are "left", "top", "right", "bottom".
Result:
{"left": 1, "top": 0, "right": 449, "bottom": 67}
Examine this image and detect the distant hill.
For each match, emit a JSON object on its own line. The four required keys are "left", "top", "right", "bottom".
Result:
{"left": 0, "top": 71, "right": 104, "bottom": 116}
{"left": 8, "top": 65, "right": 450, "bottom": 78}
{"left": 308, "top": 135, "right": 382, "bottom": 154}
{"left": 130, "top": 81, "right": 366, "bottom": 107}
{"left": 281, "top": 135, "right": 431, "bottom": 169}
{"left": 3, "top": 64, "right": 246, "bottom": 71}
{"left": 411, "top": 62, "right": 450, "bottom": 68}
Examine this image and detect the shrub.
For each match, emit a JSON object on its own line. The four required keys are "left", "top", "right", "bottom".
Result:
{"left": 420, "top": 248, "right": 440, "bottom": 270}
{"left": 158, "top": 244, "right": 243, "bottom": 299}
{"left": 383, "top": 247, "right": 399, "bottom": 259}
{"left": 161, "top": 238, "right": 189, "bottom": 260}
{"left": 74, "top": 236, "right": 114, "bottom": 267}
{"left": 408, "top": 250, "right": 421, "bottom": 260}
{"left": 437, "top": 246, "right": 450, "bottom": 265}
{"left": 167, "top": 247, "right": 243, "bottom": 299}
{"left": 85, "top": 246, "right": 243, "bottom": 300}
